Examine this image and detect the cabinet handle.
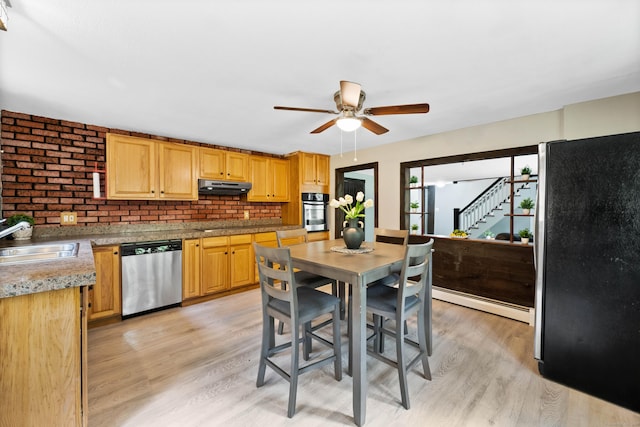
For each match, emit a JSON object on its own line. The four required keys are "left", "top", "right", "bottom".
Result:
{"left": 88, "top": 285, "right": 94, "bottom": 290}
{"left": 161, "top": 190, "right": 165, "bottom": 194}
{"left": 88, "top": 302, "right": 92, "bottom": 308}
{"left": 225, "top": 251, "right": 228, "bottom": 255}
{"left": 196, "top": 244, "right": 199, "bottom": 247}
{"left": 151, "top": 190, "right": 155, "bottom": 194}
{"left": 113, "top": 251, "right": 118, "bottom": 255}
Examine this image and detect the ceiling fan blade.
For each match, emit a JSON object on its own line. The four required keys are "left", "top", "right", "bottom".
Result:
{"left": 361, "top": 117, "right": 389, "bottom": 135}
{"left": 310, "top": 118, "right": 337, "bottom": 134}
{"left": 274, "top": 106, "right": 338, "bottom": 114}
{"left": 364, "top": 103, "right": 430, "bottom": 116}
{"left": 340, "top": 81, "right": 362, "bottom": 109}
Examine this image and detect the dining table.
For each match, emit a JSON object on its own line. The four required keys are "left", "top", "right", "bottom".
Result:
{"left": 288, "top": 238, "right": 432, "bottom": 426}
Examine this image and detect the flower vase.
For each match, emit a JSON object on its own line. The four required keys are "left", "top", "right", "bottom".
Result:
{"left": 343, "top": 219, "right": 365, "bottom": 249}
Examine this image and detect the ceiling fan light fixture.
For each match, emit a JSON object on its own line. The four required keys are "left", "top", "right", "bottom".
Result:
{"left": 336, "top": 111, "right": 361, "bottom": 132}
{"left": 0, "top": 0, "right": 9, "bottom": 31}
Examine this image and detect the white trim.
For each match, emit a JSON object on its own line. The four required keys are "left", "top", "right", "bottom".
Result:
{"left": 433, "top": 286, "right": 535, "bottom": 326}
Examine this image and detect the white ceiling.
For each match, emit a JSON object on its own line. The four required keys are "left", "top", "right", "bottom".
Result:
{"left": 1, "top": 1, "right": 639, "bottom": 156}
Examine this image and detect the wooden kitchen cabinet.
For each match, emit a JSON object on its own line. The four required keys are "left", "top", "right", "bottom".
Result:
{"left": 253, "top": 231, "right": 278, "bottom": 282}
{"left": 90, "top": 245, "right": 121, "bottom": 323}
{"left": 106, "top": 133, "right": 198, "bottom": 200}
{"left": 200, "top": 147, "right": 249, "bottom": 181}
{"left": 282, "top": 151, "right": 331, "bottom": 227}
{"left": 182, "top": 238, "right": 201, "bottom": 299}
{"left": 247, "top": 156, "right": 290, "bottom": 202}
{"left": 0, "top": 287, "right": 88, "bottom": 426}
{"left": 300, "top": 152, "right": 330, "bottom": 192}
{"left": 186, "top": 234, "right": 255, "bottom": 300}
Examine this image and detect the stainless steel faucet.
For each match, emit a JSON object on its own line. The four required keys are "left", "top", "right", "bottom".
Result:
{"left": 0, "top": 219, "right": 32, "bottom": 239}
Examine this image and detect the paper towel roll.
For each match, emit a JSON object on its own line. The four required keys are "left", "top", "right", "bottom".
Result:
{"left": 92, "top": 172, "right": 101, "bottom": 198}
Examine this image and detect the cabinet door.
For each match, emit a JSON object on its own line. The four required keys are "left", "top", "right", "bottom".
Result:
{"left": 0, "top": 288, "right": 84, "bottom": 426}
{"left": 229, "top": 235, "right": 254, "bottom": 288}
{"left": 201, "top": 237, "right": 229, "bottom": 294}
{"left": 301, "top": 152, "right": 318, "bottom": 186}
{"left": 270, "top": 158, "right": 290, "bottom": 202}
{"left": 106, "top": 134, "right": 157, "bottom": 199}
{"left": 315, "top": 154, "right": 330, "bottom": 187}
{"left": 200, "top": 147, "right": 226, "bottom": 179}
{"left": 253, "top": 232, "right": 277, "bottom": 282}
{"left": 90, "top": 245, "right": 121, "bottom": 321}
{"left": 247, "top": 156, "right": 269, "bottom": 201}
{"left": 226, "top": 152, "right": 249, "bottom": 181}
{"left": 158, "top": 142, "right": 198, "bottom": 200}
{"left": 182, "top": 239, "right": 201, "bottom": 299}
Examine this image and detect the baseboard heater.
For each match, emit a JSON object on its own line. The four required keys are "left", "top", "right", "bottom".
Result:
{"left": 432, "top": 286, "right": 534, "bottom": 325}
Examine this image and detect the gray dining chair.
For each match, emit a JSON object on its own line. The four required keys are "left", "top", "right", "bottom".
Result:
{"left": 276, "top": 229, "right": 341, "bottom": 332}
{"left": 347, "top": 228, "right": 410, "bottom": 345}
{"left": 366, "top": 239, "right": 434, "bottom": 410}
{"left": 254, "top": 243, "right": 342, "bottom": 418}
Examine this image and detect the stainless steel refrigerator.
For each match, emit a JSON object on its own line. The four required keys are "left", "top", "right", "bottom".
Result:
{"left": 534, "top": 131, "right": 640, "bottom": 412}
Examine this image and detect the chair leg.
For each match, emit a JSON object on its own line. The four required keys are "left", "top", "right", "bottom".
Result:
{"left": 338, "top": 281, "right": 346, "bottom": 320}
{"left": 303, "top": 322, "right": 312, "bottom": 361}
{"left": 257, "top": 314, "right": 273, "bottom": 387}
{"left": 332, "top": 305, "right": 343, "bottom": 381}
{"left": 417, "top": 308, "right": 432, "bottom": 380}
{"left": 277, "top": 320, "right": 285, "bottom": 335}
{"left": 288, "top": 320, "right": 300, "bottom": 418}
{"left": 396, "top": 315, "right": 410, "bottom": 410}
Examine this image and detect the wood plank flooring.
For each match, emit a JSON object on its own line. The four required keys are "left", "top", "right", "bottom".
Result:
{"left": 88, "top": 289, "right": 640, "bottom": 426}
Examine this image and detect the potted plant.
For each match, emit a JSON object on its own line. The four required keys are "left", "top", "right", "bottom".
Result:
{"left": 519, "top": 197, "right": 535, "bottom": 215}
{"left": 410, "top": 201, "right": 419, "bottom": 212}
{"left": 483, "top": 230, "right": 495, "bottom": 240}
{"left": 6, "top": 213, "right": 35, "bottom": 240}
{"left": 518, "top": 228, "right": 532, "bottom": 244}
{"left": 520, "top": 165, "right": 532, "bottom": 181}
{"left": 411, "top": 224, "right": 419, "bottom": 234}
{"left": 409, "top": 175, "right": 419, "bottom": 187}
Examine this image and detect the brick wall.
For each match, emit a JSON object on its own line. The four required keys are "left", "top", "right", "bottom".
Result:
{"left": 0, "top": 110, "right": 282, "bottom": 228}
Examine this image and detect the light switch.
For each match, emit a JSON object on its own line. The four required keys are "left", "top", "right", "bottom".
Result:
{"left": 60, "top": 211, "right": 78, "bottom": 225}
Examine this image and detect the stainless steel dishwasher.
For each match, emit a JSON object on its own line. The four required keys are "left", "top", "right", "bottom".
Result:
{"left": 121, "top": 239, "right": 182, "bottom": 318}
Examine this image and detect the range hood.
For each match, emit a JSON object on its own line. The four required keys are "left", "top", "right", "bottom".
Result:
{"left": 198, "top": 179, "right": 252, "bottom": 195}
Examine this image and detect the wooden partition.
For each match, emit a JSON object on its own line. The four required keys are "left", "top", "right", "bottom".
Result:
{"left": 409, "top": 234, "right": 535, "bottom": 307}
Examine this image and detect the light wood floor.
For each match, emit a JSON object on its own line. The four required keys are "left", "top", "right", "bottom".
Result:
{"left": 88, "top": 289, "right": 640, "bottom": 426}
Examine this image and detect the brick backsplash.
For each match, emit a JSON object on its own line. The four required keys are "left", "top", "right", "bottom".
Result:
{"left": 0, "top": 110, "right": 282, "bottom": 228}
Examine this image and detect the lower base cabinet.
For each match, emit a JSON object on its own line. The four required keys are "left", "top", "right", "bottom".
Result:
{"left": 0, "top": 287, "right": 87, "bottom": 426}
{"left": 89, "top": 245, "right": 121, "bottom": 323}
{"left": 183, "top": 234, "right": 254, "bottom": 300}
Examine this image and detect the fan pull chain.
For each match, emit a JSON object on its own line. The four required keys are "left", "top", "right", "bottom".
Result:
{"left": 340, "top": 130, "right": 343, "bottom": 157}
{"left": 353, "top": 129, "right": 357, "bottom": 162}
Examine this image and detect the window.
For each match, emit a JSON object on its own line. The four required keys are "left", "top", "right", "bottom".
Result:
{"left": 401, "top": 146, "right": 538, "bottom": 242}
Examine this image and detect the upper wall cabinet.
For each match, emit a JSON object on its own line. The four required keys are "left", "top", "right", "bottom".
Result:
{"left": 199, "top": 147, "right": 249, "bottom": 182}
{"left": 300, "top": 152, "right": 330, "bottom": 192}
{"left": 247, "top": 156, "right": 290, "bottom": 202}
{"left": 106, "top": 133, "right": 198, "bottom": 200}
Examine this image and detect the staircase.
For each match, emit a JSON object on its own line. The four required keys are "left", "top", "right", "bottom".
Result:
{"left": 458, "top": 177, "right": 536, "bottom": 238}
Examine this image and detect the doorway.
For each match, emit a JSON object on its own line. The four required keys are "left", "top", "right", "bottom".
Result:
{"left": 335, "top": 162, "right": 378, "bottom": 241}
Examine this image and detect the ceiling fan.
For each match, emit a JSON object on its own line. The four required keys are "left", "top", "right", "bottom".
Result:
{"left": 274, "top": 81, "right": 430, "bottom": 135}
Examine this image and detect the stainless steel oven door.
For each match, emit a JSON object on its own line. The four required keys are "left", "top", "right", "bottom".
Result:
{"left": 302, "top": 201, "right": 327, "bottom": 232}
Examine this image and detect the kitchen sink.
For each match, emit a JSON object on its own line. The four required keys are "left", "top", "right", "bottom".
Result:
{"left": 0, "top": 242, "right": 80, "bottom": 265}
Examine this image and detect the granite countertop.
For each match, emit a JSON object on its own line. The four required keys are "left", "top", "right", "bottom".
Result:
{"left": 0, "top": 238, "right": 96, "bottom": 299}
{"left": 0, "top": 220, "right": 302, "bottom": 299}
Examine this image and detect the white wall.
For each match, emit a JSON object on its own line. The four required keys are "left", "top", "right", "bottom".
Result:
{"left": 329, "top": 92, "right": 640, "bottom": 233}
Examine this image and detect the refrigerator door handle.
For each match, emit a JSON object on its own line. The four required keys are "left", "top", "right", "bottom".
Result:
{"left": 533, "top": 142, "right": 547, "bottom": 360}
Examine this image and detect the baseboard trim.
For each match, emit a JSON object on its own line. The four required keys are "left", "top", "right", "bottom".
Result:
{"left": 433, "top": 286, "right": 535, "bottom": 325}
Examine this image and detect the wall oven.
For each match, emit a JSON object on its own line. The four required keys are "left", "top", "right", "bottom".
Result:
{"left": 301, "top": 193, "right": 329, "bottom": 232}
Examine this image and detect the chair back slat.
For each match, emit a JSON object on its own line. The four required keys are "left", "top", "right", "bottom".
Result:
{"left": 276, "top": 228, "right": 309, "bottom": 247}
{"left": 254, "top": 243, "right": 298, "bottom": 303}
{"left": 374, "top": 228, "right": 409, "bottom": 246}
{"left": 397, "top": 239, "right": 434, "bottom": 308}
